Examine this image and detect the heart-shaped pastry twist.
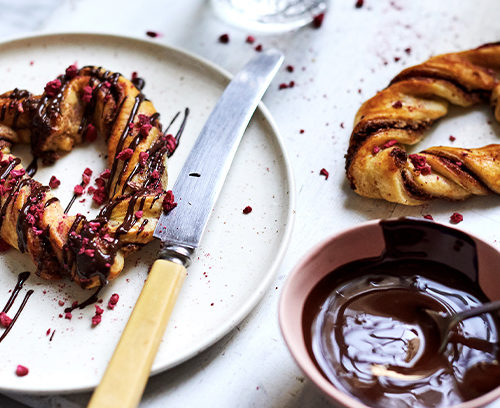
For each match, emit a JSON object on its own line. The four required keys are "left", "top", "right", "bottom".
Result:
{"left": 346, "top": 43, "right": 500, "bottom": 205}
{"left": 0, "top": 66, "right": 180, "bottom": 288}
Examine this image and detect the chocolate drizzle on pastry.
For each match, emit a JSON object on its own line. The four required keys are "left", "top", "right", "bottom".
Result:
{"left": 0, "top": 65, "right": 189, "bottom": 288}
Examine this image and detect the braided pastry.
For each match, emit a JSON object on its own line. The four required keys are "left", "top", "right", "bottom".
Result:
{"left": 0, "top": 65, "right": 181, "bottom": 288}
{"left": 346, "top": 43, "right": 500, "bottom": 205}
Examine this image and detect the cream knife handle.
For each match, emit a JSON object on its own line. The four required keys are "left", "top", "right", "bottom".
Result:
{"left": 88, "top": 259, "right": 186, "bottom": 408}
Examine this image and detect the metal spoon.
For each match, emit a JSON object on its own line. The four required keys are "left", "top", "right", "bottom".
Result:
{"left": 425, "top": 300, "right": 500, "bottom": 353}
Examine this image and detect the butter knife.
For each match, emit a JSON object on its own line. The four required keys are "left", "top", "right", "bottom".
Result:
{"left": 88, "top": 49, "right": 284, "bottom": 408}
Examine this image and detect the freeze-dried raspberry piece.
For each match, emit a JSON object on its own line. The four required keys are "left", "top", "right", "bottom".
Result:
{"left": 108, "top": 293, "right": 119, "bottom": 310}
{"left": 65, "top": 64, "right": 78, "bottom": 79}
{"left": 0, "top": 312, "right": 12, "bottom": 327}
{"left": 116, "top": 148, "right": 133, "bottom": 161}
{"left": 85, "top": 123, "right": 98, "bottom": 142}
{"left": 49, "top": 176, "right": 60, "bottom": 189}
{"left": 45, "top": 79, "right": 61, "bottom": 97}
{"left": 15, "top": 365, "right": 29, "bottom": 377}
{"left": 450, "top": 212, "right": 463, "bottom": 224}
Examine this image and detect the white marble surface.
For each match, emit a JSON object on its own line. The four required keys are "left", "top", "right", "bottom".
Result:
{"left": 2, "top": 0, "right": 500, "bottom": 407}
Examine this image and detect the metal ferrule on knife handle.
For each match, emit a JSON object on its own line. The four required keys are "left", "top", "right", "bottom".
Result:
{"left": 158, "top": 243, "right": 195, "bottom": 267}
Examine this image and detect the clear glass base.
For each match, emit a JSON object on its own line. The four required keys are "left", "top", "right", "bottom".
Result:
{"left": 211, "top": 0, "right": 328, "bottom": 33}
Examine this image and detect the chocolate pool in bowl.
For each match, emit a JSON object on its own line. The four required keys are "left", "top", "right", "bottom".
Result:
{"left": 279, "top": 218, "right": 500, "bottom": 408}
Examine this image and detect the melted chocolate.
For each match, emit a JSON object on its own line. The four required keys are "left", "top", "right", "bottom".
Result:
{"left": 131, "top": 76, "right": 145, "bottom": 91}
{"left": 26, "top": 158, "right": 38, "bottom": 177}
{"left": 16, "top": 183, "right": 48, "bottom": 253}
{"left": 64, "top": 286, "right": 102, "bottom": 313}
{"left": 0, "top": 272, "right": 32, "bottom": 343}
{"left": 304, "top": 219, "right": 500, "bottom": 408}
{"left": 2, "top": 271, "right": 30, "bottom": 313}
{"left": 64, "top": 182, "right": 83, "bottom": 214}
{"left": 0, "top": 289, "right": 33, "bottom": 343}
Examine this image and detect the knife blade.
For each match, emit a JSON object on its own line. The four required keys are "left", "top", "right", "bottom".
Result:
{"left": 88, "top": 49, "right": 283, "bottom": 408}
{"left": 154, "top": 49, "right": 284, "bottom": 264}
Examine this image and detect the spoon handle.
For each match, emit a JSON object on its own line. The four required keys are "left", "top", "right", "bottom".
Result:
{"left": 450, "top": 300, "right": 500, "bottom": 328}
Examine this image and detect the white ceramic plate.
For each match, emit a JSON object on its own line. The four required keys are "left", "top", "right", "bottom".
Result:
{"left": 0, "top": 33, "right": 294, "bottom": 394}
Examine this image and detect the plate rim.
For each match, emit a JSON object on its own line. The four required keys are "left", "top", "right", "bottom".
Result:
{"left": 0, "top": 31, "right": 296, "bottom": 395}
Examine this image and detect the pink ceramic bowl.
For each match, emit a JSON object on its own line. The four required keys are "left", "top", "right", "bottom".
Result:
{"left": 279, "top": 218, "right": 500, "bottom": 408}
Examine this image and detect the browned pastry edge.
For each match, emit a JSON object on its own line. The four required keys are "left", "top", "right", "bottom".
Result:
{"left": 346, "top": 43, "right": 500, "bottom": 205}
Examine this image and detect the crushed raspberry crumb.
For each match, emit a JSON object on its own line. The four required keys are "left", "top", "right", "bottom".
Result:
{"left": 404, "top": 47, "right": 412, "bottom": 55}
{"left": 450, "top": 212, "right": 463, "bottom": 224}
{"left": 135, "top": 210, "right": 143, "bottom": 219}
{"left": 64, "top": 312, "right": 72, "bottom": 320}
{"left": 243, "top": 206, "right": 252, "bottom": 214}
{"left": 139, "top": 152, "right": 149, "bottom": 166}
{"left": 165, "top": 134, "right": 177, "bottom": 153}
{"left": 85, "top": 123, "right": 98, "bottom": 142}
{"left": 146, "top": 31, "right": 160, "bottom": 38}
{"left": 92, "top": 314, "right": 101, "bottom": 326}
{"left": 108, "top": 293, "right": 119, "bottom": 310}
{"left": 10, "top": 168, "right": 25, "bottom": 178}
{"left": 409, "top": 154, "right": 431, "bottom": 175}
{"left": 82, "top": 85, "right": 93, "bottom": 103}
{"left": 373, "top": 146, "right": 380, "bottom": 154}
{"left": 219, "top": 33, "right": 230, "bottom": 43}
{"left": 449, "top": 135, "right": 456, "bottom": 142}
{"left": 355, "top": 0, "right": 364, "bottom": 7}
{"left": 49, "top": 176, "right": 60, "bottom": 189}
{"left": 255, "top": 44, "right": 263, "bottom": 52}
{"left": 116, "top": 148, "right": 133, "bottom": 161}
{"left": 84, "top": 249, "right": 95, "bottom": 257}
{"left": 73, "top": 184, "right": 84, "bottom": 196}
{"left": 392, "top": 101, "right": 403, "bottom": 109}
{"left": 151, "top": 170, "right": 160, "bottom": 179}
{"left": 286, "top": 65, "right": 294, "bottom": 73}
{"left": 288, "top": 81, "right": 295, "bottom": 88}
{"left": 299, "top": 129, "right": 305, "bottom": 134}
{"left": 58, "top": 300, "right": 64, "bottom": 306}
{"left": 0, "top": 239, "right": 10, "bottom": 252}
{"left": 15, "top": 365, "right": 29, "bottom": 377}
{"left": 162, "top": 190, "right": 177, "bottom": 214}
{"left": 423, "top": 214, "right": 434, "bottom": 220}
{"left": 44, "top": 79, "right": 61, "bottom": 97}
{"left": 246, "top": 35, "right": 255, "bottom": 44}
{"left": 279, "top": 83, "right": 288, "bottom": 90}
{"left": 312, "top": 13, "right": 325, "bottom": 28}
{"left": 92, "top": 188, "right": 107, "bottom": 206}
{"left": 100, "top": 169, "right": 111, "bottom": 179}
{"left": 92, "top": 304, "right": 104, "bottom": 326}
{"left": 65, "top": 64, "right": 78, "bottom": 79}
{"left": 320, "top": 168, "right": 329, "bottom": 179}
{"left": 140, "top": 123, "right": 152, "bottom": 137}
{"left": 382, "top": 140, "right": 398, "bottom": 149}
{"left": 46, "top": 328, "right": 51, "bottom": 336}
{"left": 0, "top": 312, "right": 12, "bottom": 327}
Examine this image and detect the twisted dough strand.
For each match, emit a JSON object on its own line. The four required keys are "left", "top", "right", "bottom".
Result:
{"left": 346, "top": 43, "right": 500, "bottom": 205}
{"left": 0, "top": 66, "right": 180, "bottom": 288}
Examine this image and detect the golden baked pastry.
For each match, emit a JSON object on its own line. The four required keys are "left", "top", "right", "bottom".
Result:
{"left": 0, "top": 65, "right": 179, "bottom": 288}
{"left": 345, "top": 43, "right": 500, "bottom": 205}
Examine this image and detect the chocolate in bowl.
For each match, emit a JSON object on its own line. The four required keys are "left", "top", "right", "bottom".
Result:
{"left": 279, "top": 218, "right": 500, "bottom": 408}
